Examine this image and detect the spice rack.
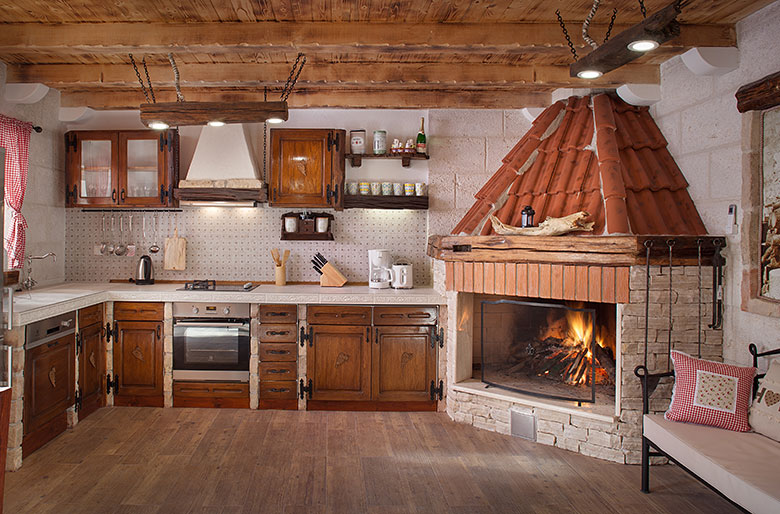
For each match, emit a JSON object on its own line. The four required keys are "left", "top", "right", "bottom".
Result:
{"left": 343, "top": 195, "right": 429, "bottom": 210}
{"left": 345, "top": 153, "right": 430, "bottom": 168}
{"left": 280, "top": 212, "right": 334, "bottom": 241}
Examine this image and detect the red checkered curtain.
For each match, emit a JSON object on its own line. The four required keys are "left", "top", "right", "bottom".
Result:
{"left": 0, "top": 114, "right": 33, "bottom": 269}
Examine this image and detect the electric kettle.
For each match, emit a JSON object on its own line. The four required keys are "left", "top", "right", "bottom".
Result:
{"left": 391, "top": 262, "right": 413, "bottom": 289}
{"left": 135, "top": 255, "right": 155, "bottom": 285}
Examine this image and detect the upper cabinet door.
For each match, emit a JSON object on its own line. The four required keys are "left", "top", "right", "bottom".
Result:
{"left": 118, "top": 131, "right": 166, "bottom": 207}
{"left": 269, "top": 129, "right": 345, "bottom": 209}
{"left": 66, "top": 131, "right": 119, "bottom": 207}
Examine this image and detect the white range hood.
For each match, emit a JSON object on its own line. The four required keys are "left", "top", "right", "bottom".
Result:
{"left": 177, "top": 123, "right": 265, "bottom": 206}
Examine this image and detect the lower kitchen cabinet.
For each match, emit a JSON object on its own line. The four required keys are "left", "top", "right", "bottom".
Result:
{"left": 77, "top": 306, "right": 105, "bottom": 420}
{"left": 372, "top": 326, "right": 436, "bottom": 402}
{"left": 173, "top": 381, "right": 249, "bottom": 408}
{"left": 23, "top": 333, "right": 76, "bottom": 457}
{"left": 306, "top": 324, "right": 372, "bottom": 402}
{"left": 112, "top": 320, "right": 164, "bottom": 407}
{"left": 258, "top": 304, "right": 298, "bottom": 410}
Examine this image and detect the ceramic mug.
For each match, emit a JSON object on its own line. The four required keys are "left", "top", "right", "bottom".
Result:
{"left": 404, "top": 183, "right": 415, "bottom": 196}
{"left": 393, "top": 183, "right": 404, "bottom": 196}
{"left": 346, "top": 182, "right": 359, "bottom": 195}
{"left": 370, "top": 182, "right": 382, "bottom": 195}
{"left": 284, "top": 217, "right": 298, "bottom": 233}
{"left": 359, "top": 182, "right": 371, "bottom": 195}
{"left": 381, "top": 182, "right": 393, "bottom": 195}
{"left": 415, "top": 183, "right": 426, "bottom": 196}
{"left": 316, "top": 217, "right": 329, "bottom": 233}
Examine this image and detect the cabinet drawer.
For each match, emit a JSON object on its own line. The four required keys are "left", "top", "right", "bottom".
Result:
{"left": 173, "top": 381, "right": 249, "bottom": 398}
{"left": 259, "top": 304, "right": 297, "bottom": 323}
{"left": 258, "top": 324, "right": 297, "bottom": 343}
{"left": 114, "top": 302, "right": 164, "bottom": 321}
{"left": 373, "top": 306, "right": 438, "bottom": 326}
{"left": 307, "top": 305, "right": 371, "bottom": 325}
{"left": 259, "top": 343, "right": 297, "bottom": 362}
{"left": 259, "top": 380, "right": 298, "bottom": 399}
{"left": 259, "top": 362, "right": 297, "bottom": 380}
{"left": 78, "top": 304, "right": 103, "bottom": 328}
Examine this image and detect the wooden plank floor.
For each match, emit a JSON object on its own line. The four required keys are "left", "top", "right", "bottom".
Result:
{"left": 4, "top": 407, "right": 738, "bottom": 513}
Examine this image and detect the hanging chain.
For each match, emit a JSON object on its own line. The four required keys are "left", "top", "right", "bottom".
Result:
{"left": 603, "top": 8, "right": 618, "bottom": 43}
{"left": 582, "top": 0, "right": 601, "bottom": 50}
{"left": 555, "top": 10, "right": 578, "bottom": 62}
{"left": 280, "top": 53, "right": 307, "bottom": 102}
{"left": 263, "top": 87, "right": 268, "bottom": 183}
{"left": 142, "top": 57, "right": 156, "bottom": 103}
{"left": 168, "top": 53, "right": 184, "bottom": 102}
{"left": 129, "top": 54, "right": 151, "bottom": 103}
{"left": 696, "top": 238, "right": 703, "bottom": 358}
{"left": 666, "top": 239, "right": 676, "bottom": 371}
{"left": 638, "top": 0, "right": 647, "bottom": 18}
{"left": 643, "top": 240, "right": 653, "bottom": 369}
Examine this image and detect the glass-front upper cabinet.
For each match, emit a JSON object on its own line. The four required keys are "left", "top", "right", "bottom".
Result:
{"left": 66, "top": 129, "right": 179, "bottom": 208}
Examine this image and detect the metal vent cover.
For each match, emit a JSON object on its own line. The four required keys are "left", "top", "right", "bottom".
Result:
{"left": 510, "top": 409, "right": 536, "bottom": 441}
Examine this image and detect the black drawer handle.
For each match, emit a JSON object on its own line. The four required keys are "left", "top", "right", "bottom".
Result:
{"left": 47, "top": 341, "right": 60, "bottom": 348}
{"left": 213, "top": 388, "right": 243, "bottom": 394}
{"left": 268, "top": 369, "right": 290, "bottom": 374}
{"left": 267, "top": 331, "right": 289, "bottom": 336}
{"left": 408, "top": 313, "right": 432, "bottom": 318}
{"left": 179, "top": 388, "right": 209, "bottom": 393}
{"left": 380, "top": 313, "right": 404, "bottom": 319}
{"left": 266, "top": 312, "right": 291, "bottom": 317}
{"left": 267, "top": 350, "right": 290, "bottom": 355}
{"left": 269, "top": 388, "right": 290, "bottom": 393}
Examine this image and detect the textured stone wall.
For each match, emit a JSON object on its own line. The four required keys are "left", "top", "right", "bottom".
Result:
{"left": 447, "top": 264, "right": 722, "bottom": 464}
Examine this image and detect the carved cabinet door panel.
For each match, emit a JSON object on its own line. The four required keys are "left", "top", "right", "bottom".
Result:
{"left": 113, "top": 321, "right": 163, "bottom": 401}
{"left": 24, "top": 334, "right": 76, "bottom": 435}
{"left": 372, "top": 326, "right": 435, "bottom": 402}
{"left": 307, "top": 324, "right": 371, "bottom": 401}
{"left": 78, "top": 321, "right": 105, "bottom": 419}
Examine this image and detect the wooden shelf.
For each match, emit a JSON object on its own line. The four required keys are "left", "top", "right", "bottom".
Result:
{"left": 280, "top": 232, "right": 335, "bottom": 241}
{"left": 280, "top": 211, "right": 334, "bottom": 240}
{"left": 346, "top": 152, "right": 429, "bottom": 168}
{"left": 343, "top": 194, "right": 428, "bottom": 210}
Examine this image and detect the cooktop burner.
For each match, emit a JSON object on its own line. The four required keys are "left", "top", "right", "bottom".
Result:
{"left": 178, "top": 280, "right": 258, "bottom": 292}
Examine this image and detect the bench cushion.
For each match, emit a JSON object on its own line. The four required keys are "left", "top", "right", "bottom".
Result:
{"left": 644, "top": 413, "right": 780, "bottom": 514}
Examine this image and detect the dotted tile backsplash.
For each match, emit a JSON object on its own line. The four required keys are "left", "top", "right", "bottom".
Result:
{"left": 65, "top": 208, "right": 432, "bottom": 285}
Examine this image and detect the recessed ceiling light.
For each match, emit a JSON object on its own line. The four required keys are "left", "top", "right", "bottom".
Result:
{"left": 266, "top": 117, "right": 284, "bottom": 124}
{"left": 207, "top": 120, "right": 226, "bottom": 127}
{"left": 577, "top": 69, "right": 603, "bottom": 79}
{"left": 148, "top": 121, "right": 170, "bottom": 130}
{"left": 627, "top": 40, "right": 660, "bottom": 52}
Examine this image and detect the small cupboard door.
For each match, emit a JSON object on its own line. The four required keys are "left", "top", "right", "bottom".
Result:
{"left": 78, "top": 322, "right": 105, "bottom": 419}
{"left": 24, "top": 334, "right": 76, "bottom": 436}
{"left": 118, "top": 131, "right": 168, "bottom": 207}
{"left": 113, "top": 320, "right": 163, "bottom": 405}
{"left": 66, "top": 131, "right": 119, "bottom": 207}
{"left": 372, "top": 326, "right": 435, "bottom": 402}
{"left": 307, "top": 324, "right": 371, "bottom": 401}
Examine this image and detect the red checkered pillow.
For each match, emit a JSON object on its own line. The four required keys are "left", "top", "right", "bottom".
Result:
{"left": 665, "top": 351, "right": 756, "bottom": 432}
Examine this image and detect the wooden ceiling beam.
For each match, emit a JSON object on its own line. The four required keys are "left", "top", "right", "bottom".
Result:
{"left": 7, "top": 63, "right": 659, "bottom": 88}
{"left": 0, "top": 22, "right": 735, "bottom": 56}
{"left": 60, "top": 88, "right": 552, "bottom": 110}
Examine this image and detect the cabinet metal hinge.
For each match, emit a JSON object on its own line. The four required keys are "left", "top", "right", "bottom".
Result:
{"left": 65, "top": 133, "right": 77, "bottom": 152}
{"left": 299, "top": 325, "right": 312, "bottom": 347}
{"left": 106, "top": 373, "right": 119, "bottom": 395}
{"left": 299, "top": 378, "right": 313, "bottom": 400}
{"left": 160, "top": 184, "right": 169, "bottom": 204}
{"left": 326, "top": 183, "right": 339, "bottom": 205}
{"left": 104, "top": 322, "right": 112, "bottom": 342}
{"left": 431, "top": 326, "right": 444, "bottom": 349}
{"left": 159, "top": 133, "right": 166, "bottom": 152}
{"left": 75, "top": 390, "right": 82, "bottom": 412}
{"left": 430, "top": 380, "right": 444, "bottom": 401}
{"left": 66, "top": 184, "right": 77, "bottom": 204}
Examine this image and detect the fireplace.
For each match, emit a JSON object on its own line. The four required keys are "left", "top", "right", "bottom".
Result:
{"left": 478, "top": 297, "right": 616, "bottom": 405}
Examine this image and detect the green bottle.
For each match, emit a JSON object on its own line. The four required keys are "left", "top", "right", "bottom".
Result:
{"left": 416, "top": 117, "right": 427, "bottom": 154}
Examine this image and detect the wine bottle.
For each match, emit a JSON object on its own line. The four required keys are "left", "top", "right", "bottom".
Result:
{"left": 416, "top": 117, "right": 427, "bottom": 154}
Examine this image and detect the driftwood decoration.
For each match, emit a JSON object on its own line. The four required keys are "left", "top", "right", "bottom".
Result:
{"left": 736, "top": 70, "right": 780, "bottom": 113}
{"left": 490, "top": 211, "right": 595, "bottom": 236}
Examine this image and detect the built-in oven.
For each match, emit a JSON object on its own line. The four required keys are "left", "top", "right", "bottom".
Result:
{"left": 173, "top": 302, "right": 250, "bottom": 382}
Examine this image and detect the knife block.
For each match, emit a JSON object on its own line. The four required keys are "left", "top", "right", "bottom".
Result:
{"left": 320, "top": 263, "right": 347, "bottom": 287}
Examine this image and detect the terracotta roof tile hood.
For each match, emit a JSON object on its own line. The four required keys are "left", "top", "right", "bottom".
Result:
{"left": 452, "top": 94, "right": 707, "bottom": 236}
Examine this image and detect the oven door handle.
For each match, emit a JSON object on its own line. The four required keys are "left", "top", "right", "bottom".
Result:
{"left": 174, "top": 321, "right": 247, "bottom": 328}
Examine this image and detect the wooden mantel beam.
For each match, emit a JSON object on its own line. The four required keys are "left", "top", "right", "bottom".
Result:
{"left": 7, "top": 63, "right": 659, "bottom": 89}
{"left": 0, "top": 22, "right": 735, "bottom": 56}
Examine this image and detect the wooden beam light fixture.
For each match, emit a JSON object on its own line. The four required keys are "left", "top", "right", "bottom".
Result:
{"left": 139, "top": 100, "right": 289, "bottom": 129}
{"left": 570, "top": 1, "right": 684, "bottom": 79}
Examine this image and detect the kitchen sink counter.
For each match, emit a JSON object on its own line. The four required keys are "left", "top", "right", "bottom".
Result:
{"left": 6, "top": 282, "right": 445, "bottom": 327}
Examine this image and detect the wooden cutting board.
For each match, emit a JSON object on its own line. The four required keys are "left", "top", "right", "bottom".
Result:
{"left": 164, "top": 228, "right": 186, "bottom": 270}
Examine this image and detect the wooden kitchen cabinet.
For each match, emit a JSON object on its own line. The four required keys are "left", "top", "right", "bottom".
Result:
{"left": 372, "top": 326, "right": 436, "bottom": 402}
{"left": 112, "top": 302, "right": 164, "bottom": 407}
{"left": 306, "top": 324, "right": 372, "bottom": 401}
{"left": 65, "top": 129, "right": 178, "bottom": 208}
{"left": 269, "top": 129, "right": 346, "bottom": 209}
{"left": 77, "top": 305, "right": 105, "bottom": 420}
{"left": 258, "top": 304, "right": 298, "bottom": 410}
{"left": 23, "top": 333, "right": 76, "bottom": 457}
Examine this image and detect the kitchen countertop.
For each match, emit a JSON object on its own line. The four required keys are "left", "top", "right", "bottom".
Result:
{"left": 6, "top": 282, "right": 445, "bottom": 327}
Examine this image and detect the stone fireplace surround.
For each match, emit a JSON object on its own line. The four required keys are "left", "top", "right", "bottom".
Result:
{"left": 431, "top": 235, "right": 724, "bottom": 463}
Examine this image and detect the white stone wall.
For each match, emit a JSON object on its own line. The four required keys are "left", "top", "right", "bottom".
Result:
{"left": 650, "top": 0, "right": 780, "bottom": 365}
{"left": 0, "top": 61, "right": 67, "bottom": 285}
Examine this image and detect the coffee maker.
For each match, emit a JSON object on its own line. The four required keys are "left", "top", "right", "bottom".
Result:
{"left": 368, "top": 249, "right": 392, "bottom": 289}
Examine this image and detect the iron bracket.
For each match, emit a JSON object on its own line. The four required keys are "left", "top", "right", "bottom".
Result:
{"left": 430, "top": 380, "right": 444, "bottom": 401}
{"left": 299, "top": 378, "right": 313, "bottom": 400}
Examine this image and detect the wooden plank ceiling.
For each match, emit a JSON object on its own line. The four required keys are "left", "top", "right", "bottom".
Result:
{"left": 0, "top": 0, "right": 771, "bottom": 109}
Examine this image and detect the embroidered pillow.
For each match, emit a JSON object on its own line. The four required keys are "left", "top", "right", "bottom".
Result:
{"left": 665, "top": 351, "right": 756, "bottom": 432}
{"left": 749, "top": 358, "right": 780, "bottom": 442}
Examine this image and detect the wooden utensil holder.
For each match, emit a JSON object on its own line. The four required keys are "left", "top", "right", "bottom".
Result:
{"left": 275, "top": 264, "right": 287, "bottom": 286}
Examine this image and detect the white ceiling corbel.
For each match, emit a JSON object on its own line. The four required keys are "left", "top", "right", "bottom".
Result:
{"left": 3, "top": 83, "right": 49, "bottom": 104}
{"left": 521, "top": 107, "right": 545, "bottom": 122}
{"left": 616, "top": 84, "right": 661, "bottom": 106}
{"left": 59, "top": 106, "right": 95, "bottom": 123}
{"left": 680, "top": 47, "right": 739, "bottom": 76}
